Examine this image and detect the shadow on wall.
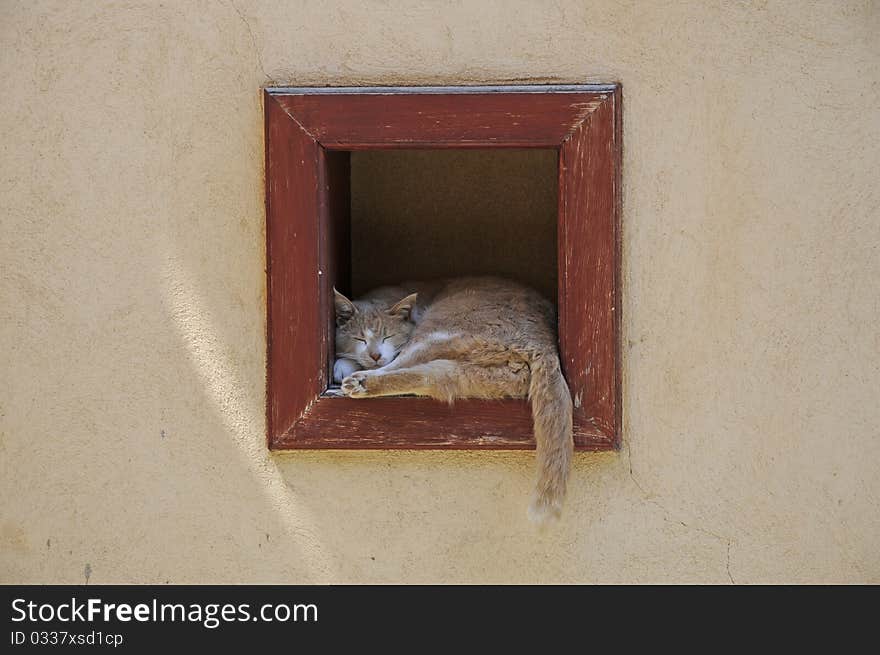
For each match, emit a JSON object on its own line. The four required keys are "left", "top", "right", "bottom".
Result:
{"left": 156, "top": 223, "right": 340, "bottom": 582}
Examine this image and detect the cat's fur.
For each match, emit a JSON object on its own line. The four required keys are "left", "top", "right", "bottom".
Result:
{"left": 334, "top": 276, "right": 573, "bottom": 523}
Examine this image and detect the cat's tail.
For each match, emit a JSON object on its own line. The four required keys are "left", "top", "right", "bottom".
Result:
{"left": 526, "top": 350, "right": 574, "bottom": 524}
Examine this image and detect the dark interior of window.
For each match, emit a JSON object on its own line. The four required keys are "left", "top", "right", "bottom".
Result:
{"left": 347, "top": 148, "right": 558, "bottom": 302}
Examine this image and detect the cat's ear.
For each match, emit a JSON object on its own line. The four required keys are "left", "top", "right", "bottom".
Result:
{"left": 334, "top": 288, "right": 357, "bottom": 326}
{"left": 388, "top": 293, "right": 418, "bottom": 321}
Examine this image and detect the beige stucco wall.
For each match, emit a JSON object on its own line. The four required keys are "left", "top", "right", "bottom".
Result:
{"left": 2, "top": 1, "right": 878, "bottom": 583}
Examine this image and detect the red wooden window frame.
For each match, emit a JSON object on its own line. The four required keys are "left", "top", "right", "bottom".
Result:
{"left": 265, "top": 85, "right": 621, "bottom": 451}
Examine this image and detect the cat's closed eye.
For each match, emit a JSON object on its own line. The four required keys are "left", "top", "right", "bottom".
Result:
{"left": 353, "top": 337, "right": 366, "bottom": 343}
{"left": 382, "top": 335, "right": 394, "bottom": 342}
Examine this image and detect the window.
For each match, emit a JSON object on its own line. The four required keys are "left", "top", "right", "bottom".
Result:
{"left": 265, "top": 85, "right": 621, "bottom": 451}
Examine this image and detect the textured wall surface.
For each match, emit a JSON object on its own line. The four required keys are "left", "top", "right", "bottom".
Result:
{"left": 1, "top": 0, "right": 878, "bottom": 583}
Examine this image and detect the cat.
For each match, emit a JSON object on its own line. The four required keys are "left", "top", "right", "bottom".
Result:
{"left": 332, "top": 284, "right": 420, "bottom": 384}
{"left": 333, "top": 276, "right": 573, "bottom": 523}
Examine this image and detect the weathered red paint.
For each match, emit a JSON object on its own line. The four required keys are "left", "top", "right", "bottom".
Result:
{"left": 265, "top": 85, "right": 621, "bottom": 451}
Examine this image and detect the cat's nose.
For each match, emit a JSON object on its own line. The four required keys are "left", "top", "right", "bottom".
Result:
{"left": 369, "top": 352, "right": 381, "bottom": 362}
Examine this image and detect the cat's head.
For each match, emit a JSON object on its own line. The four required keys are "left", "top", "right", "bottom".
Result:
{"left": 333, "top": 288, "right": 417, "bottom": 370}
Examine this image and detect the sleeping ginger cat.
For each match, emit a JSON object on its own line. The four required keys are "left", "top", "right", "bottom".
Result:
{"left": 333, "top": 276, "right": 573, "bottom": 523}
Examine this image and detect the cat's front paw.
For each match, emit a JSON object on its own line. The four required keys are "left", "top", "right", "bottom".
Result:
{"left": 333, "top": 358, "right": 360, "bottom": 384}
{"left": 341, "top": 371, "right": 371, "bottom": 398}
